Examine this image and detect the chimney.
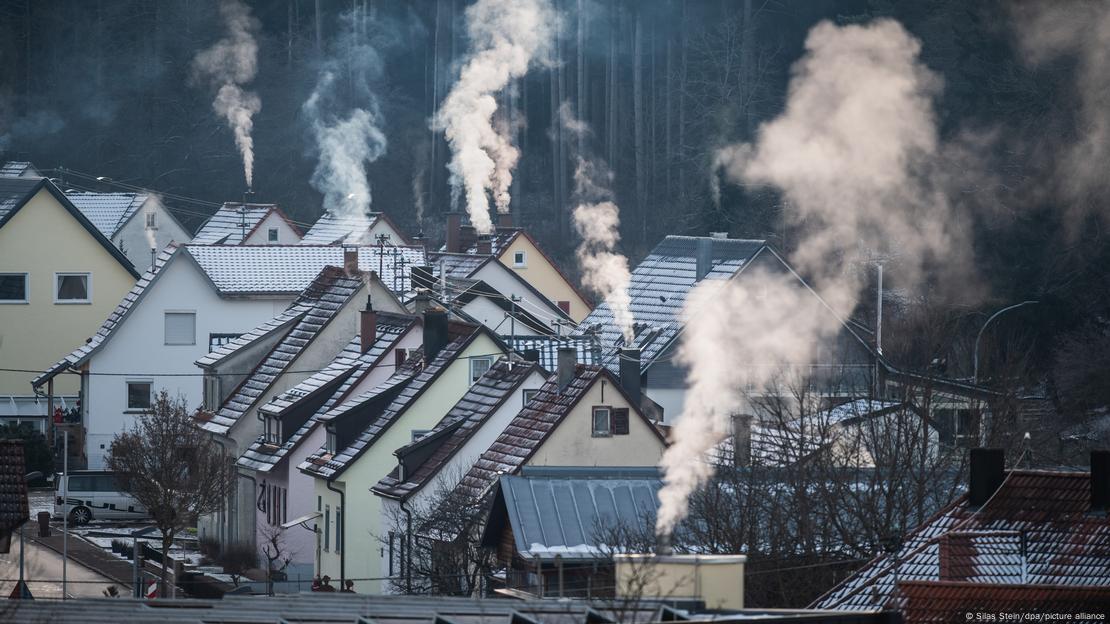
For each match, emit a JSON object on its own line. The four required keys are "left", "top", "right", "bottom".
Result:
{"left": 522, "top": 348, "right": 540, "bottom": 363}
{"left": 360, "top": 296, "right": 377, "bottom": 354}
{"left": 1092, "top": 450, "right": 1110, "bottom": 512}
{"left": 498, "top": 211, "right": 513, "bottom": 228}
{"left": 243, "top": 189, "right": 256, "bottom": 204}
{"left": 695, "top": 238, "right": 713, "bottom": 281}
{"left": 446, "top": 212, "right": 462, "bottom": 253}
{"left": 343, "top": 244, "right": 359, "bottom": 276}
{"left": 968, "top": 448, "right": 1005, "bottom": 508}
{"left": 412, "top": 291, "right": 431, "bottom": 315}
{"left": 476, "top": 235, "right": 492, "bottom": 255}
{"left": 412, "top": 230, "right": 426, "bottom": 250}
{"left": 557, "top": 346, "right": 577, "bottom": 391}
{"left": 423, "top": 308, "right": 450, "bottom": 363}
{"left": 459, "top": 224, "right": 478, "bottom": 253}
{"left": 410, "top": 265, "right": 435, "bottom": 291}
{"left": 619, "top": 348, "right": 642, "bottom": 406}
{"left": 732, "top": 414, "right": 753, "bottom": 468}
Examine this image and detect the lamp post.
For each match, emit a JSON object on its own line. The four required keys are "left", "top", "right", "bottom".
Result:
{"left": 973, "top": 300, "right": 1038, "bottom": 384}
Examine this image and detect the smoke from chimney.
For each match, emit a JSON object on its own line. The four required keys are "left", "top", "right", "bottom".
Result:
{"left": 656, "top": 18, "right": 974, "bottom": 537}
{"left": 434, "top": 0, "right": 556, "bottom": 235}
{"left": 191, "top": 0, "right": 261, "bottom": 189}
{"left": 560, "top": 103, "right": 636, "bottom": 344}
{"left": 304, "top": 11, "right": 387, "bottom": 241}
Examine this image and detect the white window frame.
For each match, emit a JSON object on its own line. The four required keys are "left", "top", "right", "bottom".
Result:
{"left": 326, "top": 427, "right": 337, "bottom": 454}
{"left": 470, "top": 356, "right": 493, "bottom": 384}
{"left": 513, "top": 250, "right": 527, "bottom": 268}
{"left": 523, "top": 389, "right": 539, "bottom": 407}
{"left": 264, "top": 415, "right": 282, "bottom": 445}
{"left": 0, "top": 273, "right": 29, "bottom": 304}
{"left": 204, "top": 374, "right": 221, "bottom": 411}
{"left": 164, "top": 311, "right": 197, "bottom": 346}
{"left": 267, "top": 227, "right": 279, "bottom": 242}
{"left": 54, "top": 272, "right": 91, "bottom": 304}
{"left": 126, "top": 379, "right": 153, "bottom": 412}
{"left": 592, "top": 406, "right": 612, "bottom": 438}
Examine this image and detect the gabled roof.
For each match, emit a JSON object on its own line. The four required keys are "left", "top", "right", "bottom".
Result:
{"left": 300, "top": 321, "right": 491, "bottom": 480}
{"left": 0, "top": 177, "right": 139, "bottom": 277}
{"left": 192, "top": 202, "right": 302, "bottom": 245}
{"left": 483, "top": 468, "right": 663, "bottom": 561}
{"left": 426, "top": 251, "right": 574, "bottom": 326}
{"left": 32, "top": 244, "right": 177, "bottom": 389}
{"left": 237, "top": 312, "right": 418, "bottom": 473}
{"left": 0, "top": 161, "right": 39, "bottom": 178}
{"left": 899, "top": 580, "right": 1110, "bottom": 622}
{"left": 453, "top": 364, "right": 665, "bottom": 503}
{"left": 573, "top": 236, "right": 766, "bottom": 372}
{"left": 63, "top": 191, "right": 148, "bottom": 238}
{"left": 441, "top": 279, "right": 557, "bottom": 335}
{"left": 373, "top": 357, "right": 546, "bottom": 500}
{"left": 503, "top": 336, "right": 600, "bottom": 371}
{"left": 300, "top": 210, "right": 411, "bottom": 245}
{"left": 197, "top": 266, "right": 367, "bottom": 435}
{"left": 184, "top": 244, "right": 426, "bottom": 297}
{"left": 812, "top": 469, "right": 1110, "bottom": 611}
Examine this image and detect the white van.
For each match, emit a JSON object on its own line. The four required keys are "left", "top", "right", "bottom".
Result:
{"left": 54, "top": 471, "right": 149, "bottom": 524}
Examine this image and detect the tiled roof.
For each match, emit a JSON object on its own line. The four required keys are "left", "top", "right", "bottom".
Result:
{"left": 0, "top": 176, "right": 43, "bottom": 224}
{"left": 300, "top": 210, "right": 386, "bottom": 245}
{"left": 373, "top": 357, "right": 543, "bottom": 500}
{"left": 489, "top": 469, "right": 663, "bottom": 560}
{"left": 185, "top": 244, "right": 426, "bottom": 297}
{"left": 428, "top": 251, "right": 492, "bottom": 280}
{"left": 453, "top": 365, "right": 654, "bottom": 503}
{"left": 237, "top": 312, "right": 417, "bottom": 472}
{"left": 0, "top": 161, "right": 37, "bottom": 178}
{"left": 198, "top": 266, "right": 366, "bottom": 435}
{"left": 458, "top": 228, "right": 521, "bottom": 255}
{"left": 192, "top": 203, "right": 297, "bottom": 245}
{"left": 33, "top": 244, "right": 178, "bottom": 389}
{"left": 573, "top": 236, "right": 766, "bottom": 372}
{"left": 0, "top": 440, "right": 30, "bottom": 539}
{"left": 64, "top": 191, "right": 147, "bottom": 238}
{"left": 898, "top": 580, "right": 1110, "bottom": 622}
{"left": 813, "top": 469, "right": 1110, "bottom": 611}
{"left": 300, "top": 322, "right": 484, "bottom": 480}
{"left": 194, "top": 306, "right": 308, "bottom": 369}
{"left": 503, "top": 336, "right": 598, "bottom": 371}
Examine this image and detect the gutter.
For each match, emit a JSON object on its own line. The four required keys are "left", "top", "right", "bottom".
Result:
{"left": 325, "top": 479, "right": 345, "bottom": 587}
{"left": 400, "top": 497, "right": 413, "bottom": 594}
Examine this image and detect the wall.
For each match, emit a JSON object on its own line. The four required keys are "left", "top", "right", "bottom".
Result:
{"left": 84, "top": 254, "right": 290, "bottom": 468}
{"left": 0, "top": 188, "right": 137, "bottom": 398}
{"left": 499, "top": 235, "right": 590, "bottom": 322}
{"left": 529, "top": 378, "right": 665, "bottom": 468}
{"left": 368, "top": 219, "right": 405, "bottom": 245}
{"left": 315, "top": 332, "right": 505, "bottom": 593}
{"left": 114, "top": 199, "right": 192, "bottom": 271}
{"left": 244, "top": 212, "right": 302, "bottom": 245}
{"left": 461, "top": 297, "right": 545, "bottom": 337}
{"left": 472, "top": 262, "right": 565, "bottom": 334}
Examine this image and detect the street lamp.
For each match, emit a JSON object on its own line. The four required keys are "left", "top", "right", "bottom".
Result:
{"left": 973, "top": 300, "right": 1038, "bottom": 384}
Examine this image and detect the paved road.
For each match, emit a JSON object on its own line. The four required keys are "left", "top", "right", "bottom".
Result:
{"left": 0, "top": 528, "right": 118, "bottom": 599}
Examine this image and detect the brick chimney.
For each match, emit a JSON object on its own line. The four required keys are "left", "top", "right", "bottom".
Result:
{"left": 445, "top": 212, "right": 462, "bottom": 253}
{"left": 360, "top": 296, "right": 377, "bottom": 353}
{"left": 969, "top": 448, "right": 1005, "bottom": 508}
{"left": 498, "top": 212, "right": 513, "bottom": 228}
{"left": 459, "top": 224, "right": 478, "bottom": 253}
{"left": 423, "top": 308, "right": 450, "bottom": 363}
{"left": 476, "top": 235, "right": 492, "bottom": 255}
{"left": 343, "top": 244, "right": 359, "bottom": 276}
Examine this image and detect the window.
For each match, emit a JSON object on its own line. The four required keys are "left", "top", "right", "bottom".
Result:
{"left": 335, "top": 507, "right": 342, "bottom": 554}
{"left": 67, "top": 475, "right": 94, "bottom": 492}
{"left": 326, "top": 427, "right": 337, "bottom": 454}
{"left": 395, "top": 349, "right": 408, "bottom": 369}
{"left": 208, "top": 333, "right": 240, "bottom": 350}
{"left": 164, "top": 311, "right": 196, "bottom": 345}
{"left": 146, "top": 212, "right": 156, "bottom": 228}
{"left": 127, "top": 381, "right": 152, "bottom": 411}
{"left": 523, "top": 389, "right": 539, "bottom": 407}
{"left": 513, "top": 251, "right": 527, "bottom": 267}
{"left": 324, "top": 505, "right": 331, "bottom": 551}
{"left": 267, "top": 227, "right": 279, "bottom": 242}
{"left": 264, "top": 416, "right": 282, "bottom": 445}
{"left": 55, "top": 273, "right": 90, "bottom": 303}
{"left": 592, "top": 407, "right": 612, "bottom": 437}
{"left": 557, "top": 301, "right": 571, "bottom": 314}
{"left": 203, "top": 374, "right": 221, "bottom": 411}
{"left": 470, "top": 357, "right": 493, "bottom": 384}
{"left": 611, "top": 407, "right": 630, "bottom": 435}
{"left": 0, "top": 274, "right": 28, "bottom": 303}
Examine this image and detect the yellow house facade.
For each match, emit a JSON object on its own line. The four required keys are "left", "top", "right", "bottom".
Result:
{"left": 497, "top": 232, "right": 592, "bottom": 323}
{"left": 0, "top": 178, "right": 138, "bottom": 412}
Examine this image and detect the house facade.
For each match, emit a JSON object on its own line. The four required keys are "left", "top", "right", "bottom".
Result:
{"left": 300, "top": 211, "right": 409, "bottom": 246}
{"left": 191, "top": 203, "right": 303, "bottom": 245}
{"left": 1, "top": 177, "right": 139, "bottom": 426}
{"left": 65, "top": 191, "right": 192, "bottom": 271}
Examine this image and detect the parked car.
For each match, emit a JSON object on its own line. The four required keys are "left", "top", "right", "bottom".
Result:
{"left": 54, "top": 471, "right": 149, "bottom": 524}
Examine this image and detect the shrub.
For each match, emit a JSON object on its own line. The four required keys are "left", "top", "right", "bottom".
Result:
{"left": 217, "top": 542, "right": 258, "bottom": 586}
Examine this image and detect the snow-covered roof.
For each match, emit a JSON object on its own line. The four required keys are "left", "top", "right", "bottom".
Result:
{"left": 0, "top": 161, "right": 40, "bottom": 178}
{"left": 64, "top": 191, "right": 148, "bottom": 238}
{"left": 184, "top": 244, "right": 426, "bottom": 297}
{"left": 300, "top": 210, "right": 407, "bottom": 245}
{"left": 192, "top": 203, "right": 300, "bottom": 245}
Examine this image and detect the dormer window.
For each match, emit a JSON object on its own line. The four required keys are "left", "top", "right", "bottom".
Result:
{"left": 203, "top": 374, "right": 221, "bottom": 411}
{"left": 470, "top": 356, "right": 493, "bottom": 384}
{"left": 263, "top": 415, "right": 282, "bottom": 445}
{"left": 326, "top": 426, "right": 337, "bottom": 454}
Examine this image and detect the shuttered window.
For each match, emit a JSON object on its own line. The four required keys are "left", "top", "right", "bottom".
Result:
{"left": 164, "top": 312, "right": 196, "bottom": 345}
{"left": 611, "top": 408, "right": 630, "bottom": 435}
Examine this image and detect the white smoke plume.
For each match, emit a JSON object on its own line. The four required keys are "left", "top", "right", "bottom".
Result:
{"left": 435, "top": 0, "right": 556, "bottom": 235}
{"left": 559, "top": 103, "right": 635, "bottom": 342}
{"left": 303, "top": 12, "right": 388, "bottom": 233}
{"left": 192, "top": 0, "right": 261, "bottom": 189}
{"left": 656, "top": 19, "right": 970, "bottom": 536}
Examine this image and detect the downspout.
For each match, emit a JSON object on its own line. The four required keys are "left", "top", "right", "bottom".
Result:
{"left": 399, "top": 497, "right": 413, "bottom": 594}
{"left": 326, "top": 479, "right": 345, "bottom": 587}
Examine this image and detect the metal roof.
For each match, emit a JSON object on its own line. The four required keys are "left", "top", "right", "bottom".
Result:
{"left": 184, "top": 244, "right": 426, "bottom": 297}
{"left": 192, "top": 203, "right": 297, "bottom": 245}
{"left": 64, "top": 191, "right": 148, "bottom": 238}
{"left": 813, "top": 469, "right": 1110, "bottom": 611}
{"left": 572, "top": 236, "right": 766, "bottom": 372}
{"left": 493, "top": 471, "right": 663, "bottom": 561}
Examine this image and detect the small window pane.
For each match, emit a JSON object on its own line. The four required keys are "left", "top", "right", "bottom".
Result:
{"left": 165, "top": 312, "right": 196, "bottom": 345}
{"left": 592, "top": 408, "right": 611, "bottom": 437}
{"left": 514, "top": 251, "right": 526, "bottom": 266}
{"left": 523, "top": 389, "right": 539, "bottom": 407}
{"left": 56, "top": 274, "right": 88, "bottom": 301}
{"left": 470, "top": 357, "right": 492, "bottom": 383}
{"left": 268, "top": 228, "right": 278, "bottom": 242}
{"left": 127, "top": 382, "right": 152, "bottom": 410}
{"left": 0, "top": 274, "right": 27, "bottom": 301}
{"left": 68, "top": 476, "right": 92, "bottom": 492}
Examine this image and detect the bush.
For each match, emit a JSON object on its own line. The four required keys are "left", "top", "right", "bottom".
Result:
{"left": 217, "top": 542, "right": 257, "bottom": 585}
{"left": 111, "top": 539, "right": 134, "bottom": 559}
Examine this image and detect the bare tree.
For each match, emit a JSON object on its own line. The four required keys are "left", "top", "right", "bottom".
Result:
{"left": 106, "top": 391, "right": 234, "bottom": 597}
{"left": 259, "top": 522, "right": 295, "bottom": 596}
